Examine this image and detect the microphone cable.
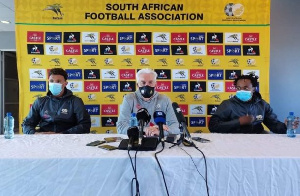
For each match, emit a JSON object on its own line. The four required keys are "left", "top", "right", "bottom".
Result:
{"left": 154, "top": 145, "right": 170, "bottom": 196}
{"left": 179, "top": 145, "right": 209, "bottom": 196}
{"left": 128, "top": 149, "right": 140, "bottom": 196}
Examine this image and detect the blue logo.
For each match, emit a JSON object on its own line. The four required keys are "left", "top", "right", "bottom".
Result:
{"left": 190, "top": 117, "right": 206, "bottom": 127}
{"left": 45, "top": 32, "right": 62, "bottom": 43}
{"left": 118, "top": 32, "right": 134, "bottom": 43}
{"left": 85, "top": 105, "right": 100, "bottom": 115}
{"left": 102, "top": 81, "right": 118, "bottom": 92}
{"left": 30, "top": 81, "right": 46, "bottom": 92}
{"left": 82, "top": 45, "right": 99, "bottom": 55}
{"left": 153, "top": 45, "right": 170, "bottom": 55}
{"left": 225, "top": 45, "right": 241, "bottom": 56}
{"left": 66, "top": 69, "right": 82, "bottom": 79}
{"left": 208, "top": 70, "right": 224, "bottom": 80}
{"left": 189, "top": 33, "right": 205, "bottom": 43}
{"left": 173, "top": 81, "right": 188, "bottom": 92}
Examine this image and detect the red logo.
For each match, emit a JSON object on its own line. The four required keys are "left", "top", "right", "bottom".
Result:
{"left": 225, "top": 81, "right": 236, "bottom": 92}
{"left": 155, "top": 81, "right": 171, "bottom": 92}
{"left": 100, "top": 32, "right": 117, "bottom": 43}
{"left": 243, "top": 33, "right": 259, "bottom": 44}
{"left": 178, "top": 104, "right": 188, "bottom": 115}
{"left": 207, "top": 45, "right": 223, "bottom": 55}
{"left": 190, "top": 69, "right": 206, "bottom": 80}
{"left": 207, "top": 117, "right": 211, "bottom": 124}
{"left": 171, "top": 33, "right": 187, "bottom": 43}
{"left": 119, "top": 69, "right": 136, "bottom": 80}
{"left": 136, "top": 45, "right": 152, "bottom": 55}
{"left": 84, "top": 81, "right": 100, "bottom": 92}
{"left": 101, "top": 104, "right": 118, "bottom": 115}
{"left": 27, "top": 31, "right": 44, "bottom": 42}
{"left": 63, "top": 45, "right": 81, "bottom": 55}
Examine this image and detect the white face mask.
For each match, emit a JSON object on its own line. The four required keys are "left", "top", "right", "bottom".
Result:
{"left": 49, "top": 83, "right": 63, "bottom": 96}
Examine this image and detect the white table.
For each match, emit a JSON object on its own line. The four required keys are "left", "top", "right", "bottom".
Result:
{"left": 0, "top": 134, "right": 299, "bottom": 196}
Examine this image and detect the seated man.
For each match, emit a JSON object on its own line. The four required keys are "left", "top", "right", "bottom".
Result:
{"left": 209, "top": 74, "right": 299, "bottom": 133}
{"left": 22, "top": 68, "right": 91, "bottom": 134}
{"left": 117, "top": 68, "right": 180, "bottom": 136}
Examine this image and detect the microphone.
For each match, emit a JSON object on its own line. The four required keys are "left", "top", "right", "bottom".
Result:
{"left": 172, "top": 102, "right": 194, "bottom": 146}
{"left": 153, "top": 111, "right": 166, "bottom": 147}
{"left": 136, "top": 108, "right": 151, "bottom": 145}
{"left": 127, "top": 126, "right": 139, "bottom": 150}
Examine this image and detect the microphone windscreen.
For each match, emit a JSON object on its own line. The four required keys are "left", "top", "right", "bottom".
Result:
{"left": 136, "top": 108, "right": 151, "bottom": 124}
{"left": 127, "top": 126, "right": 139, "bottom": 139}
{"left": 172, "top": 102, "right": 186, "bottom": 123}
{"left": 153, "top": 111, "right": 166, "bottom": 124}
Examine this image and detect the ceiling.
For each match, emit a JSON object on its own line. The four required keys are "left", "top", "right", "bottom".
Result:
{"left": 0, "top": 0, "right": 15, "bottom": 31}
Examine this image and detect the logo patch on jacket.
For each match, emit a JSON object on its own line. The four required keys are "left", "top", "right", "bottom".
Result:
{"left": 61, "top": 109, "right": 68, "bottom": 114}
{"left": 256, "top": 115, "right": 263, "bottom": 121}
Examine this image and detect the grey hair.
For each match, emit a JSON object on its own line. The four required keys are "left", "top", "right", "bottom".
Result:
{"left": 136, "top": 68, "right": 157, "bottom": 83}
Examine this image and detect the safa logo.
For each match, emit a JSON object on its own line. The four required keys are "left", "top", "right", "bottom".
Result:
{"left": 153, "top": 45, "right": 170, "bottom": 55}
{"left": 225, "top": 45, "right": 241, "bottom": 56}
{"left": 118, "top": 32, "right": 134, "bottom": 43}
{"left": 66, "top": 69, "right": 82, "bottom": 79}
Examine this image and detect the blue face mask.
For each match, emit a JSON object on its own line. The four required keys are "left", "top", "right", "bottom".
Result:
{"left": 49, "top": 83, "right": 63, "bottom": 96}
{"left": 236, "top": 90, "right": 252, "bottom": 102}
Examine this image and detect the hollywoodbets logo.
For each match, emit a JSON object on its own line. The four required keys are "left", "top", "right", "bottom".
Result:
{"left": 136, "top": 32, "right": 152, "bottom": 43}
{"left": 100, "top": 45, "right": 117, "bottom": 55}
{"left": 27, "top": 44, "right": 44, "bottom": 55}
{"left": 171, "top": 45, "right": 188, "bottom": 55}
{"left": 63, "top": 32, "right": 80, "bottom": 43}
{"left": 120, "top": 81, "right": 136, "bottom": 92}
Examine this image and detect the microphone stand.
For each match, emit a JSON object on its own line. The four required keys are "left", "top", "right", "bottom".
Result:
{"left": 169, "top": 123, "right": 184, "bottom": 149}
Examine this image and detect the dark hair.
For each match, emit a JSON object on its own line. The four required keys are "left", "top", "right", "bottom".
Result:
{"left": 233, "top": 74, "right": 259, "bottom": 87}
{"left": 49, "top": 68, "right": 68, "bottom": 80}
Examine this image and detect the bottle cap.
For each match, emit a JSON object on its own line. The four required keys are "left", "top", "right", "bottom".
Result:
{"left": 6, "top": 112, "right": 12, "bottom": 117}
{"left": 289, "top": 112, "right": 294, "bottom": 116}
{"left": 131, "top": 113, "right": 136, "bottom": 117}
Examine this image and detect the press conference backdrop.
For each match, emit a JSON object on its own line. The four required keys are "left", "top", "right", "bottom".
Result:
{"left": 15, "top": 0, "right": 270, "bottom": 133}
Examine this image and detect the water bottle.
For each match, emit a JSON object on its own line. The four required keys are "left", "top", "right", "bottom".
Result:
{"left": 286, "top": 112, "right": 296, "bottom": 138}
{"left": 130, "top": 113, "right": 138, "bottom": 127}
{"left": 4, "top": 112, "right": 14, "bottom": 139}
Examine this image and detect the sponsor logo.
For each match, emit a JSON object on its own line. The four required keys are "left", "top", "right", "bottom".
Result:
{"left": 136, "top": 32, "right": 152, "bottom": 43}
{"left": 155, "top": 81, "right": 171, "bottom": 92}
{"left": 140, "top": 58, "right": 150, "bottom": 65}
{"left": 190, "top": 104, "right": 206, "bottom": 115}
{"left": 136, "top": 45, "right": 152, "bottom": 55}
{"left": 67, "top": 81, "right": 83, "bottom": 92}
{"left": 43, "top": 3, "right": 64, "bottom": 19}
{"left": 243, "top": 46, "right": 260, "bottom": 56}
{"left": 155, "top": 69, "right": 171, "bottom": 80}
{"left": 193, "top": 93, "right": 203, "bottom": 101}
{"left": 173, "top": 81, "right": 188, "bottom": 92}
{"left": 104, "top": 58, "right": 114, "bottom": 66}
{"left": 84, "top": 69, "right": 100, "bottom": 79}
{"left": 171, "top": 45, "right": 188, "bottom": 55}
{"left": 63, "top": 32, "right": 80, "bottom": 43}
{"left": 175, "top": 94, "right": 186, "bottom": 102}
{"left": 229, "top": 58, "right": 239, "bottom": 66}
{"left": 157, "top": 58, "right": 168, "bottom": 66}
{"left": 100, "top": 45, "right": 117, "bottom": 55}
{"left": 190, "top": 117, "right": 206, "bottom": 127}
{"left": 101, "top": 104, "right": 118, "bottom": 115}
{"left": 189, "top": 33, "right": 205, "bottom": 43}
{"left": 224, "top": 3, "right": 244, "bottom": 17}
{"left": 225, "top": 33, "right": 241, "bottom": 43}
{"left": 208, "top": 82, "right": 224, "bottom": 92}
{"left": 45, "top": 44, "right": 62, "bottom": 55}
{"left": 102, "top": 81, "right": 118, "bottom": 92}
{"left": 84, "top": 81, "right": 100, "bottom": 92}
{"left": 31, "top": 57, "right": 42, "bottom": 65}
{"left": 189, "top": 45, "right": 206, "bottom": 55}
{"left": 102, "top": 69, "right": 118, "bottom": 80}
{"left": 120, "top": 69, "right": 135, "bottom": 80}
{"left": 207, "top": 105, "right": 219, "bottom": 115}
{"left": 120, "top": 81, "right": 136, "bottom": 92}
{"left": 225, "top": 81, "right": 236, "bottom": 92}
{"left": 45, "top": 32, "right": 62, "bottom": 43}
{"left": 85, "top": 58, "right": 97, "bottom": 66}
{"left": 208, "top": 70, "right": 224, "bottom": 80}
{"left": 207, "top": 45, "right": 223, "bottom": 55}
{"left": 118, "top": 45, "right": 134, "bottom": 55}
{"left": 118, "top": 32, "right": 134, "bottom": 43}
{"left": 29, "top": 69, "right": 46, "bottom": 79}
{"left": 210, "top": 94, "right": 222, "bottom": 102}
{"left": 30, "top": 81, "right": 46, "bottom": 92}
{"left": 121, "top": 58, "right": 133, "bottom": 66}
{"left": 190, "top": 81, "right": 206, "bottom": 92}
{"left": 68, "top": 58, "right": 78, "bottom": 66}
{"left": 105, "top": 94, "right": 116, "bottom": 102}
{"left": 82, "top": 45, "right": 99, "bottom": 55}
{"left": 82, "top": 32, "right": 98, "bottom": 43}
{"left": 27, "top": 44, "right": 44, "bottom": 55}
{"left": 66, "top": 69, "right": 82, "bottom": 79}
{"left": 87, "top": 94, "right": 97, "bottom": 101}
{"left": 153, "top": 32, "right": 170, "bottom": 43}
{"left": 91, "top": 117, "right": 101, "bottom": 127}
{"left": 172, "top": 69, "right": 188, "bottom": 80}
{"left": 49, "top": 58, "right": 60, "bottom": 66}
{"left": 27, "top": 31, "right": 44, "bottom": 42}
{"left": 225, "top": 70, "right": 241, "bottom": 80}
{"left": 153, "top": 45, "right": 170, "bottom": 55}
{"left": 63, "top": 45, "right": 81, "bottom": 55}
{"left": 102, "top": 117, "right": 118, "bottom": 127}
{"left": 171, "top": 33, "right": 187, "bottom": 43}
{"left": 100, "top": 32, "right": 117, "bottom": 43}
{"left": 242, "top": 70, "right": 260, "bottom": 78}
{"left": 225, "top": 45, "right": 241, "bottom": 56}
{"left": 190, "top": 69, "right": 206, "bottom": 80}
{"left": 193, "top": 58, "right": 204, "bottom": 66}
{"left": 247, "top": 58, "right": 256, "bottom": 66}
{"left": 243, "top": 33, "right": 259, "bottom": 44}
{"left": 85, "top": 105, "right": 100, "bottom": 115}
{"left": 207, "top": 33, "right": 223, "bottom": 43}
{"left": 175, "top": 58, "right": 184, "bottom": 65}
{"left": 178, "top": 104, "right": 188, "bottom": 115}
{"left": 210, "top": 58, "right": 220, "bottom": 65}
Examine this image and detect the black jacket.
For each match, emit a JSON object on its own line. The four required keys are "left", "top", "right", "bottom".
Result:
{"left": 22, "top": 88, "right": 91, "bottom": 134}
{"left": 209, "top": 92, "right": 286, "bottom": 134}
